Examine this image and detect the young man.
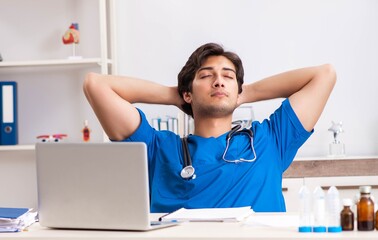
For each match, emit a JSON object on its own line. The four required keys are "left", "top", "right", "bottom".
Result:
{"left": 83, "top": 43, "right": 336, "bottom": 213}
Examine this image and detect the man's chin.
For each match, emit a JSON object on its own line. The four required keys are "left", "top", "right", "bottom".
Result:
{"left": 197, "top": 105, "right": 236, "bottom": 118}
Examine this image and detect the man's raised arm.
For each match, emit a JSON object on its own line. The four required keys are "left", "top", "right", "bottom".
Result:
{"left": 238, "top": 64, "right": 336, "bottom": 131}
{"left": 83, "top": 73, "right": 182, "bottom": 140}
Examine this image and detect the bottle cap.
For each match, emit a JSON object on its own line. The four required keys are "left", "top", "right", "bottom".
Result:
{"left": 327, "top": 226, "right": 342, "bottom": 232}
{"left": 298, "top": 226, "right": 312, "bottom": 232}
{"left": 359, "top": 186, "right": 371, "bottom": 194}
{"left": 313, "top": 226, "right": 326, "bottom": 232}
{"left": 313, "top": 186, "right": 325, "bottom": 197}
{"left": 327, "top": 186, "right": 339, "bottom": 195}
{"left": 342, "top": 198, "right": 353, "bottom": 207}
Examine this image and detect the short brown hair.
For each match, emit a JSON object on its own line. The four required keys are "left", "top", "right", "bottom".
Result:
{"left": 177, "top": 43, "right": 244, "bottom": 117}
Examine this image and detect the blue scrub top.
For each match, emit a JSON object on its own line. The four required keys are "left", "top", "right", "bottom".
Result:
{"left": 123, "top": 99, "right": 312, "bottom": 213}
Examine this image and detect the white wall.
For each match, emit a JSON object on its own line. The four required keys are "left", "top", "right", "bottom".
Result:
{"left": 115, "top": 0, "right": 378, "bottom": 157}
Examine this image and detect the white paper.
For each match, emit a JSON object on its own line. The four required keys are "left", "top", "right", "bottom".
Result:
{"left": 161, "top": 206, "right": 253, "bottom": 222}
{"left": 0, "top": 211, "right": 37, "bottom": 232}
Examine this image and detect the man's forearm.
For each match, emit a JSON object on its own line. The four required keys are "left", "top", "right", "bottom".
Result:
{"left": 239, "top": 65, "right": 329, "bottom": 104}
{"left": 83, "top": 73, "right": 185, "bottom": 140}
{"left": 238, "top": 64, "right": 336, "bottom": 131}
{"left": 84, "top": 73, "right": 181, "bottom": 106}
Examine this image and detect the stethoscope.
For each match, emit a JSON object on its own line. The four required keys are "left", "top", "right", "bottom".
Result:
{"left": 180, "top": 124, "right": 257, "bottom": 180}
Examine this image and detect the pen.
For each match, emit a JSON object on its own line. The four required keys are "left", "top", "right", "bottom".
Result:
{"left": 158, "top": 212, "right": 171, "bottom": 222}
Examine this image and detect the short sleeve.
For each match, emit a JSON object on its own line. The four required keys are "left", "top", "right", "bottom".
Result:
{"left": 270, "top": 99, "right": 313, "bottom": 171}
{"left": 122, "top": 108, "right": 155, "bottom": 146}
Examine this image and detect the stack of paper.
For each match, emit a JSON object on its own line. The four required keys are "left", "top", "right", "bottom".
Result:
{"left": 0, "top": 207, "right": 37, "bottom": 232}
{"left": 160, "top": 206, "right": 253, "bottom": 222}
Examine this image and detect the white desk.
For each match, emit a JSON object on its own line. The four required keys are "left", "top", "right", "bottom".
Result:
{"left": 1, "top": 213, "right": 377, "bottom": 239}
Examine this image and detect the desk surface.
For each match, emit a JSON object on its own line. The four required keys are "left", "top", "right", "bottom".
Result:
{"left": 1, "top": 213, "right": 377, "bottom": 240}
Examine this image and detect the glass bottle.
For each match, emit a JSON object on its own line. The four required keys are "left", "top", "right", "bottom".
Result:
{"left": 340, "top": 198, "right": 354, "bottom": 231}
{"left": 376, "top": 210, "right": 378, "bottom": 230}
{"left": 357, "top": 186, "right": 374, "bottom": 231}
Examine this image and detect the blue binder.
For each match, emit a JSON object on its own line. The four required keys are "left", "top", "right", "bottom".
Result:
{"left": 0, "top": 207, "right": 29, "bottom": 219}
{"left": 0, "top": 81, "right": 18, "bottom": 145}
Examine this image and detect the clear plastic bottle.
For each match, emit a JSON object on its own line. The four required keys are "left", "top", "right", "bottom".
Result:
{"left": 357, "top": 186, "right": 374, "bottom": 231}
{"left": 312, "top": 186, "right": 326, "bottom": 232}
{"left": 340, "top": 198, "right": 354, "bottom": 231}
{"left": 326, "top": 186, "right": 342, "bottom": 232}
{"left": 298, "top": 185, "right": 312, "bottom": 232}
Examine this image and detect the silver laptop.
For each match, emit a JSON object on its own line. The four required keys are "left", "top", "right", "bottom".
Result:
{"left": 35, "top": 142, "right": 177, "bottom": 231}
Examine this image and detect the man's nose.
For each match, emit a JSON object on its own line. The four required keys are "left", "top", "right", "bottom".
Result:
{"left": 212, "top": 74, "right": 225, "bottom": 88}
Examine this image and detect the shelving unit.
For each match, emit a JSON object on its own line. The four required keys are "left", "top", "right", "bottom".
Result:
{"left": 0, "top": 0, "right": 117, "bottom": 209}
{"left": 0, "top": 0, "right": 116, "bottom": 148}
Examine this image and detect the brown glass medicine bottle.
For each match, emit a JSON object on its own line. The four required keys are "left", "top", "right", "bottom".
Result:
{"left": 340, "top": 198, "right": 354, "bottom": 231}
{"left": 357, "top": 186, "right": 374, "bottom": 231}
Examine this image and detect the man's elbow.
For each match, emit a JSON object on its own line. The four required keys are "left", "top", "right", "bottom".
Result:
{"left": 83, "top": 72, "right": 99, "bottom": 90}
{"left": 83, "top": 72, "right": 102, "bottom": 98}
{"left": 321, "top": 63, "right": 337, "bottom": 87}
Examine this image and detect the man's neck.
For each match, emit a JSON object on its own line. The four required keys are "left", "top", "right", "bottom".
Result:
{"left": 192, "top": 115, "right": 233, "bottom": 138}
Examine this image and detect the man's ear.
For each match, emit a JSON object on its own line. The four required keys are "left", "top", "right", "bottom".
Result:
{"left": 183, "top": 92, "right": 192, "bottom": 104}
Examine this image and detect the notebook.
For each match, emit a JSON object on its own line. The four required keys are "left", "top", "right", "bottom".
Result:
{"left": 35, "top": 142, "right": 178, "bottom": 231}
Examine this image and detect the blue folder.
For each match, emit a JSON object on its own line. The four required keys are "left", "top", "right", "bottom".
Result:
{"left": 0, "top": 81, "right": 18, "bottom": 145}
{"left": 0, "top": 207, "right": 29, "bottom": 219}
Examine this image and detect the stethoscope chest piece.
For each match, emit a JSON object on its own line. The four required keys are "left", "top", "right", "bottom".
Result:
{"left": 180, "top": 165, "right": 196, "bottom": 179}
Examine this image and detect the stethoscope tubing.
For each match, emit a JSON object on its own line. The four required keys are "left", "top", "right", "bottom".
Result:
{"left": 180, "top": 124, "right": 256, "bottom": 180}
{"left": 180, "top": 136, "right": 196, "bottom": 179}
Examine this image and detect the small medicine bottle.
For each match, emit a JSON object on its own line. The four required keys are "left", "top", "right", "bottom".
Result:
{"left": 82, "top": 120, "right": 90, "bottom": 142}
{"left": 357, "top": 186, "right": 374, "bottom": 231}
{"left": 340, "top": 198, "right": 354, "bottom": 231}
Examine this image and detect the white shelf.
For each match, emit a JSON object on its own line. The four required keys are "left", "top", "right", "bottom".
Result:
{"left": 0, "top": 58, "right": 112, "bottom": 68}
{"left": 0, "top": 145, "right": 35, "bottom": 151}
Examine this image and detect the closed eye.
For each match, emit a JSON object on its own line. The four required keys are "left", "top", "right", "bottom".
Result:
{"left": 223, "top": 73, "right": 235, "bottom": 80}
{"left": 200, "top": 74, "right": 212, "bottom": 79}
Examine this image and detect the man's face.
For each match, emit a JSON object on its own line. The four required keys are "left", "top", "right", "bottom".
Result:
{"left": 183, "top": 55, "right": 239, "bottom": 118}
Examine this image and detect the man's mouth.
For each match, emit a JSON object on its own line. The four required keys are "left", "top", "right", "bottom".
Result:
{"left": 211, "top": 91, "right": 228, "bottom": 97}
